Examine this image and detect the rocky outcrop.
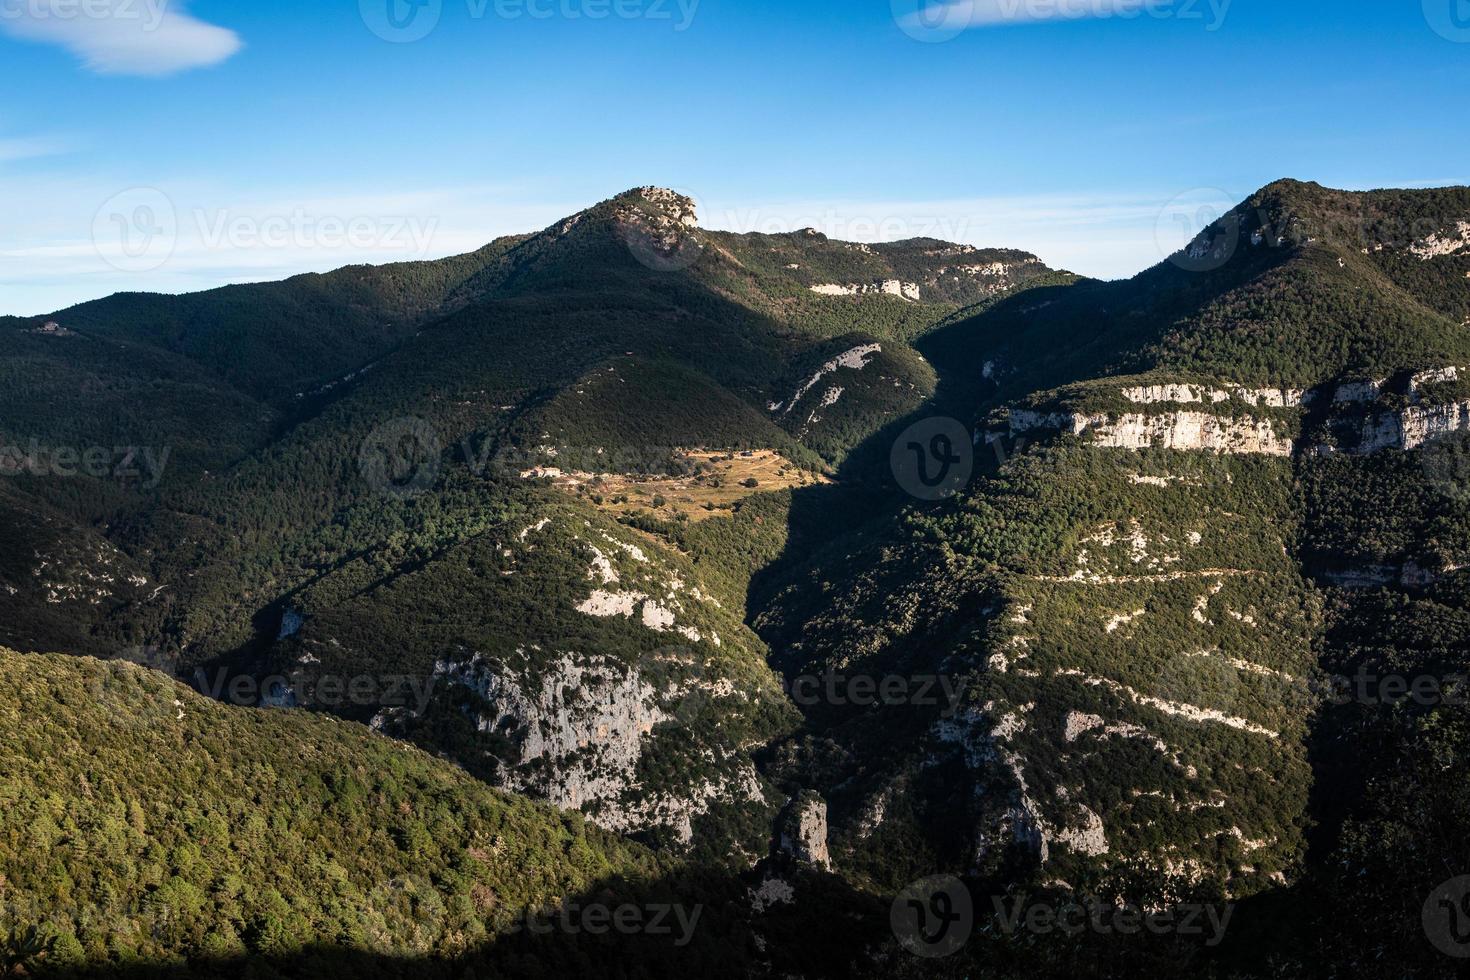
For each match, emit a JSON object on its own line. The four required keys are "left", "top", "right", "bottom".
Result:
{"left": 1333, "top": 379, "right": 1384, "bottom": 404}
{"left": 1055, "top": 806, "right": 1109, "bottom": 858}
{"left": 778, "top": 794, "right": 832, "bottom": 870}
{"left": 1010, "top": 372, "right": 1470, "bottom": 457}
{"left": 1410, "top": 220, "right": 1470, "bottom": 260}
{"left": 434, "top": 652, "right": 667, "bottom": 817}
{"left": 1349, "top": 399, "right": 1470, "bottom": 452}
{"left": 631, "top": 186, "right": 699, "bottom": 226}
{"left": 771, "top": 343, "right": 882, "bottom": 415}
{"left": 1410, "top": 367, "right": 1459, "bottom": 397}
{"left": 809, "top": 280, "right": 921, "bottom": 302}
{"left": 1011, "top": 410, "right": 1294, "bottom": 456}
{"left": 1120, "top": 383, "right": 1305, "bottom": 408}
{"left": 1089, "top": 413, "right": 1294, "bottom": 455}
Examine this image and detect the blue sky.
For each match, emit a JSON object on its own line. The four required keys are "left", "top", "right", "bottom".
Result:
{"left": 2, "top": 0, "right": 1468, "bottom": 314}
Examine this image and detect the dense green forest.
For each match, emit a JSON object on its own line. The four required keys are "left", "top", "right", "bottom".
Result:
{"left": 5, "top": 181, "right": 1470, "bottom": 976}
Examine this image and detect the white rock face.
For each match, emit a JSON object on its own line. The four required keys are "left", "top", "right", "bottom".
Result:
{"left": 641, "top": 601, "right": 677, "bottom": 631}
{"left": 776, "top": 343, "right": 882, "bottom": 415}
{"left": 779, "top": 796, "right": 833, "bottom": 870}
{"left": 1064, "top": 711, "right": 1106, "bottom": 742}
{"left": 1091, "top": 413, "right": 1294, "bottom": 455}
{"left": 1230, "top": 386, "right": 1306, "bottom": 408}
{"left": 634, "top": 186, "right": 700, "bottom": 226}
{"left": 1055, "top": 669, "right": 1279, "bottom": 738}
{"left": 1120, "top": 383, "right": 1304, "bottom": 407}
{"left": 1354, "top": 400, "right": 1470, "bottom": 452}
{"left": 1011, "top": 374, "right": 1470, "bottom": 457}
{"left": 1122, "top": 383, "right": 1214, "bottom": 404}
{"left": 432, "top": 652, "right": 763, "bottom": 843}
{"left": 1410, "top": 220, "right": 1470, "bottom": 260}
{"left": 577, "top": 589, "right": 643, "bottom": 618}
{"left": 1104, "top": 608, "right": 1146, "bottom": 633}
{"left": 435, "top": 652, "right": 667, "bottom": 816}
{"left": 1333, "top": 379, "right": 1384, "bottom": 404}
{"left": 1410, "top": 367, "right": 1460, "bottom": 398}
{"left": 1012, "top": 410, "right": 1294, "bottom": 456}
{"left": 749, "top": 876, "right": 796, "bottom": 912}
{"left": 808, "top": 280, "right": 921, "bottom": 302}
{"left": 1055, "top": 806, "right": 1109, "bottom": 857}
{"left": 937, "top": 703, "right": 1118, "bottom": 866}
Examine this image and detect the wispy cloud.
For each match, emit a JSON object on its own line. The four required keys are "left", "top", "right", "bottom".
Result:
{"left": 0, "top": 0, "right": 242, "bottom": 76}
{"left": 0, "top": 176, "right": 575, "bottom": 315}
{"left": 701, "top": 189, "right": 1210, "bottom": 281}
{"left": 0, "top": 136, "right": 69, "bottom": 163}
{"left": 896, "top": 0, "right": 1227, "bottom": 36}
{"left": 0, "top": 175, "right": 1230, "bottom": 315}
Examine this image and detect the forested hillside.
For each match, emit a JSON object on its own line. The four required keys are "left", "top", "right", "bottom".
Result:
{"left": 6, "top": 180, "right": 1470, "bottom": 976}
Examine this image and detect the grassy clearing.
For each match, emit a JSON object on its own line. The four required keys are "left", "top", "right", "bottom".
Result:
{"left": 535, "top": 449, "right": 828, "bottom": 522}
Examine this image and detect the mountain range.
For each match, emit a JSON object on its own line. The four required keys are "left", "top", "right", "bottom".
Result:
{"left": 3, "top": 180, "right": 1470, "bottom": 978}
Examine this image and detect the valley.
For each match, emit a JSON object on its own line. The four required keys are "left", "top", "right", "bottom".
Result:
{"left": 3, "top": 180, "right": 1470, "bottom": 977}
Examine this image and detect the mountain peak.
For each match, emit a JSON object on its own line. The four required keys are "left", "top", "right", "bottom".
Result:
{"left": 614, "top": 186, "right": 700, "bottom": 227}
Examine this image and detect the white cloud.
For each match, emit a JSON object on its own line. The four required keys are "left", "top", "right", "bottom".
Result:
{"left": 899, "top": 0, "right": 1179, "bottom": 34}
{"left": 0, "top": 136, "right": 68, "bottom": 162}
{"left": 1, "top": 0, "right": 241, "bottom": 76}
